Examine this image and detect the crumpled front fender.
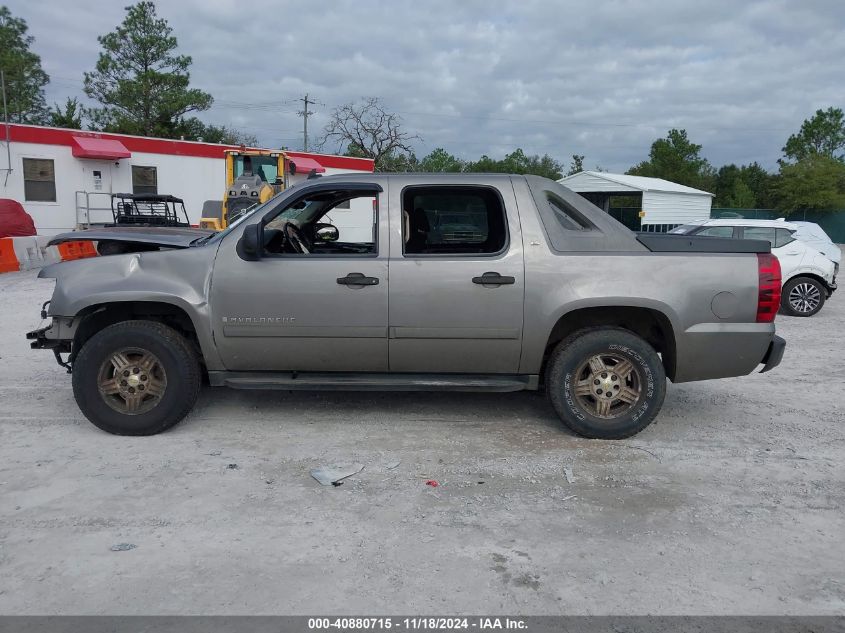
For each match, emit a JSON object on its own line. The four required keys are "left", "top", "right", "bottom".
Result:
{"left": 39, "top": 246, "right": 224, "bottom": 370}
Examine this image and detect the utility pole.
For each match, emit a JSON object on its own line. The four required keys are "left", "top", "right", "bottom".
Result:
{"left": 1, "top": 70, "right": 11, "bottom": 186}
{"left": 297, "top": 94, "right": 323, "bottom": 152}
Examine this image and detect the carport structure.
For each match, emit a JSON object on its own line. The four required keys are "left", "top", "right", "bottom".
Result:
{"left": 558, "top": 171, "right": 714, "bottom": 232}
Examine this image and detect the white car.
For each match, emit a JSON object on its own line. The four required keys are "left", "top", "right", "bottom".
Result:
{"left": 669, "top": 219, "right": 838, "bottom": 317}
{"left": 790, "top": 221, "right": 841, "bottom": 270}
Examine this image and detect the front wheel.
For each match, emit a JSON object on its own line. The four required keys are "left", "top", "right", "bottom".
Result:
{"left": 781, "top": 276, "right": 826, "bottom": 317}
{"left": 546, "top": 328, "right": 666, "bottom": 439}
{"left": 72, "top": 320, "right": 201, "bottom": 435}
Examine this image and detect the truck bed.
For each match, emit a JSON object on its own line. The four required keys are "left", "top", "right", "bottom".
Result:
{"left": 636, "top": 233, "right": 771, "bottom": 253}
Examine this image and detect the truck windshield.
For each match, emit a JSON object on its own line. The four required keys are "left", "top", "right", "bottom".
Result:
{"left": 233, "top": 155, "right": 279, "bottom": 183}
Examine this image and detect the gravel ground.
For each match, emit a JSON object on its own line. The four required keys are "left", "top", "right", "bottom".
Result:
{"left": 0, "top": 268, "right": 843, "bottom": 615}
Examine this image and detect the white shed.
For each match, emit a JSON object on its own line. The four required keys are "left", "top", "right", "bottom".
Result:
{"left": 558, "top": 171, "right": 714, "bottom": 231}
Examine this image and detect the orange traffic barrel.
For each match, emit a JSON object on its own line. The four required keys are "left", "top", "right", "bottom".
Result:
{"left": 0, "top": 238, "right": 20, "bottom": 273}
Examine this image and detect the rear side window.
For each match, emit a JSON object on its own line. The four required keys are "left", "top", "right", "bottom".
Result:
{"left": 775, "top": 228, "right": 795, "bottom": 248}
{"left": 695, "top": 226, "right": 735, "bottom": 238}
{"left": 742, "top": 226, "right": 776, "bottom": 246}
{"left": 546, "top": 193, "right": 592, "bottom": 231}
{"left": 402, "top": 186, "right": 507, "bottom": 255}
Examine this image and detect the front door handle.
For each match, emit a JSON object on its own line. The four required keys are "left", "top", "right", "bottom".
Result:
{"left": 337, "top": 272, "right": 379, "bottom": 286}
{"left": 472, "top": 271, "right": 515, "bottom": 286}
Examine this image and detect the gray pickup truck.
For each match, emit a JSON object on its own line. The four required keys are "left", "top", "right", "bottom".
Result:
{"left": 28, "top": 174, "right": 786, "bottom": 439}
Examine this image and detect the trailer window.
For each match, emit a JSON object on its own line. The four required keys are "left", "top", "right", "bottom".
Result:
{"left": 23, "top": 158, "right": 56, "bottom": 202}
{"left": 132, "top": 166, "right": 158, "bottom": 195}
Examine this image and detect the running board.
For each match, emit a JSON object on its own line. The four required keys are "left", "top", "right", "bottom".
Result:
{"left": 209, "top": 371, "right": 539, "bottom": 392}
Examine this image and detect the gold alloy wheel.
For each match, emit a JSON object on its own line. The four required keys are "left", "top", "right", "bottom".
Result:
{"left": 572, "top": 352, "right": 642, "bottom": 419}
{"left": 97, "top": 347, "right": 167, "bottom": 415}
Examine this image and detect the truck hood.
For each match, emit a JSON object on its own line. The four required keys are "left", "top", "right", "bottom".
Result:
{"left": 47, "top": 226, "right": 215, "bottom": 249}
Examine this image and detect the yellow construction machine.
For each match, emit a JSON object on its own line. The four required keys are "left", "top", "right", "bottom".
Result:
{"left": 200, "top": 149, "right": 285, "bottom": 230}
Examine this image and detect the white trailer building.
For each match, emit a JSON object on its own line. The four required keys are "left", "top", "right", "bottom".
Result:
{"left": 1, "top": 123, "right": 374, "bottom": 234}
{"left": 558, "top": 171, "right": 714, "bottom": 232}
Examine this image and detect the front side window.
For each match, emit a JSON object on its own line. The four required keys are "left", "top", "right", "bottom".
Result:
{"left": 695, "top": 226, "right": 735, "bottom": 238}
{"left": 262, "top": 189, "right": 378, "bottom": 256}
{"left": 132, "top": 166, "right": 158, "bottom": 195}
{"left": 402, "top": 186, "right": 507, "bottom": 255}
{"left": 742, "top": 226, "right": 776, "bottom": 246}
{"left": 23, "top": 158, "right": 56, "bottom": 202}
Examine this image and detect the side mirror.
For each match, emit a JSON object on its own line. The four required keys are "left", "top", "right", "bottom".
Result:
{"left": 314, "top": 223, "right": 339, "bottom": 242}
{"left": 237, "top": 223, "right": 262, "bottom": 261}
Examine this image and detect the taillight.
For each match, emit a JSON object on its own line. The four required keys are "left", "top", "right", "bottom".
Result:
{"left": 756, "top": 253, "right": 782, "bottom": 323}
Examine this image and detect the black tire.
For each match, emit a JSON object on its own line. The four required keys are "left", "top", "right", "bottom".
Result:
{"left": 72, "top": 320, "right": 201, "bottom": 435}
{"left": 780, "top": 276, "right": 826, "bottom": 317}
{"left": 546, "top": 327, "right": 666, "bottom": 440}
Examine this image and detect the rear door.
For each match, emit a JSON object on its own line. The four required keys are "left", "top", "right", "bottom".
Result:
{"left": 387, "top": 177, "right": 524, "bottom": 373}
{"left": 740, "top": 226, "right": 803, "bottom": 278}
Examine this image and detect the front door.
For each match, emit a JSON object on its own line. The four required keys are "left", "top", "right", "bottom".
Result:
{"left": 209, "top": 183, "right": 389, "bottom": 372}
{"left": 387, "top": 178, "right": 525, "bottom": 373}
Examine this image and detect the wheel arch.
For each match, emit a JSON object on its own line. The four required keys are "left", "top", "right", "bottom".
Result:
{"left": 783, "top": 272, "right": 832, "bottom": 293}
{"left": 70, "top": 300, "right": 208, "bottom": 370}
{"left": 539, "top": 305, "right": 677, "bottom": 382}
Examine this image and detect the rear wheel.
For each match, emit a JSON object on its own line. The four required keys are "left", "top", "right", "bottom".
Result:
{"left": 781, "top": 276, "right": 826, "bottom": 317}
{"left": 546, "top": 328, "right": 666, "bottom": 439}
{"left": 72, "top": 320, "right": 201, "bottom": 435}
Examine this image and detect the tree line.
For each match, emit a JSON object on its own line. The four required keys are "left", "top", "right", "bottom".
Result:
{"left": 3, "top": 2, "right": 845, "bottom": 212}
{"left": 0, "top": 2, "right": 256, "bottom": 145}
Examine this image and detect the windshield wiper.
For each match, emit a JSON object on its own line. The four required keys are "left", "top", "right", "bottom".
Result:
{"left": 190, "top": 234, "right": 214, "bottom": 246}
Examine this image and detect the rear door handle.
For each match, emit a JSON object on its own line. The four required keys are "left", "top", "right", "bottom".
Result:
{"left": 472, "top": 272, "right": 515, "bottom": 285}
{"left": 337, "top": 272, "right": 379, "bottom": 286}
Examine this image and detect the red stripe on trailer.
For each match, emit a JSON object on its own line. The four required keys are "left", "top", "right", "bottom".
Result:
{"left": 285, "top": 151, "right": 375, "bottom": 172}
{"left": 8, "top": 124, "right": 243, "bottom": 159}
{"left": 6, "top": 124, "right": 377, "bottom": 169}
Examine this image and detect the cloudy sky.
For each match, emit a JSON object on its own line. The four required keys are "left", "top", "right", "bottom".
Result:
{"left": 7, "top": 0, "right": 845, "bottom": 171}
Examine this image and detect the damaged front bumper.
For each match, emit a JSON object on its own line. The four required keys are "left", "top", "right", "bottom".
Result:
{"left": 27, "top": 318, "right": 74, "bottom": 372}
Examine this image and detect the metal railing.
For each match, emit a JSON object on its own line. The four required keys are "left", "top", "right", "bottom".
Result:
{"left": 75, "top": 191, "right": 114, "bottom": 228}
